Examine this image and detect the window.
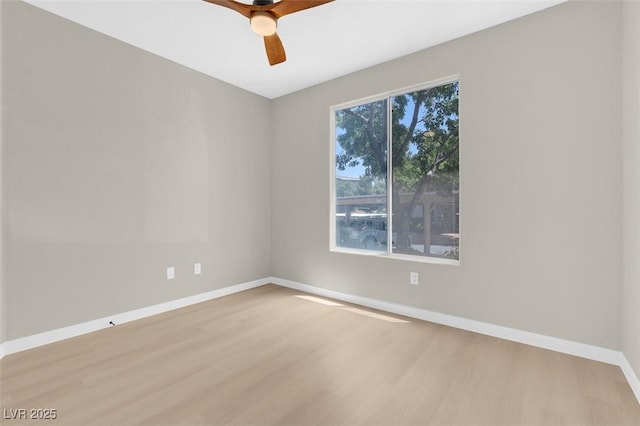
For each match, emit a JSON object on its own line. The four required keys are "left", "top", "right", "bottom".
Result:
{"left": 332, "top": 79, "right": 459, "bottom": 262}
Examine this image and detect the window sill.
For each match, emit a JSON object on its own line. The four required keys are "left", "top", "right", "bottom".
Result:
{"left": 330, "top": 247, "right": 460, "bottom": 266}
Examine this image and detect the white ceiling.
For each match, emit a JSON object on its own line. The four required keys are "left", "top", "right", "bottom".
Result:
{"left": 24, "top": 0, "right": 565, "bottom": 99}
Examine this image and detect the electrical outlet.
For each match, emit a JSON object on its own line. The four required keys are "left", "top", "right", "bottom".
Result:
{"left": 194, "top": 263, "right": 201, "bottom": 275}
{"left": 410, "top": 272, "right": 419, "bottom": 285}
{"left": 166, "top": 266, "right": 175, "bottom": 280}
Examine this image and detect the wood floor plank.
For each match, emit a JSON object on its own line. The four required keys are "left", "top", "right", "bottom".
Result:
{"left": 1, "top": 284, "right": 639, "bottom": 425}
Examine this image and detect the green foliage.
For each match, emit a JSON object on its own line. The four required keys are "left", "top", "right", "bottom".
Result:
{"left": 336, "top": 176, "right": 386, "bottom": 197}
{"left": 335, "top": 99, "right": 387, "bottom": 180}
{"left": 391, "top": 82, "right": 459, "bottom": 193}
{"left": 335, "top": 82, "right": 459, "bottom": 193}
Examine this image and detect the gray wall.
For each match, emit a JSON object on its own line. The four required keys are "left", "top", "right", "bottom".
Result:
{"left": 271, "top": 0, "right": 623, "bottom": 349}
{"left": 1, "top": 0, "right": 272, "bottom": 340}
{"left": 622, "top": 0, "right": 640, "bottom": 377}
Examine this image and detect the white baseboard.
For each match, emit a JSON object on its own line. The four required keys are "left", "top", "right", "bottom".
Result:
{"left": 269, "top": 276, "right": 640, "bottom": 404}
{"left": 620, "top": 355, "right": 640, "bottom": 404}
{"left": 2, "top": 275, "right": 639, "bottom": 405}
{"left": 1, "top": 277, "right": 270, "bottom": 357}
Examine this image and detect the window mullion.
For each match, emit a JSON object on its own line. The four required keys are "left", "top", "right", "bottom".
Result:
{"left": 386, "top": 97, "right": 393, "bottom": 255}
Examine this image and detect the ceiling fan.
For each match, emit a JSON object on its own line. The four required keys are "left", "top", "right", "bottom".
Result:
{"left": 203, "top": 0, "right": 334, "bottom": 66}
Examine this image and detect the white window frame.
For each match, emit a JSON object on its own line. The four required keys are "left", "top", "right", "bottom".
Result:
{"left": 329, "top": 76, "right": 461, "bottom": 265}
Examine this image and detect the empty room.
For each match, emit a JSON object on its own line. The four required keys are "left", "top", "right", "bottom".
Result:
{"left": 1, "top": 0, "right": 640, "bottom": 425}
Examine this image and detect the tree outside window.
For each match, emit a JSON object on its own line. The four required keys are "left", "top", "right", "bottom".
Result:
{"left": 334, "top": 80, "right": 459, "bottom": 260}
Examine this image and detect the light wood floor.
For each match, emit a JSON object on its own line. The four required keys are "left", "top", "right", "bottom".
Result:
{"left": 2, "top": 284, "right": 639, "bottom": 426}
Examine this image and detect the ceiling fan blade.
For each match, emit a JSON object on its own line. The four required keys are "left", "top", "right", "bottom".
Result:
{"left": 264, "top": 33, "right": 286, "bottom": 66}
{"left": 202, "top": 0, "right": 254, "bottom": 18}
{"left": 269, "top": 0, "right": 334, "bottom": 19}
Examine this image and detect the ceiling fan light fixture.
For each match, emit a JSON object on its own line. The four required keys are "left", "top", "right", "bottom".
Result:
{"left": 203, "top": 0, "right": 335, "bottom": 65}
{"left": 250, "top": 12, "right": 277, "bottom": 36}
